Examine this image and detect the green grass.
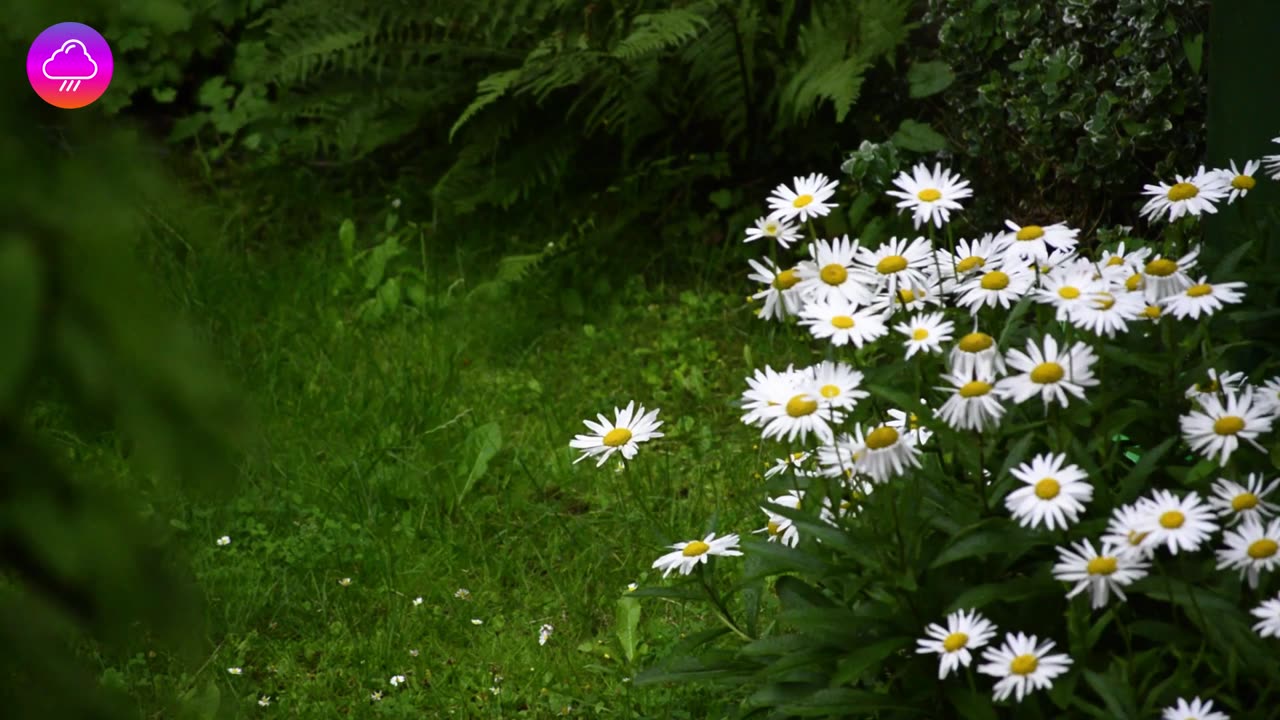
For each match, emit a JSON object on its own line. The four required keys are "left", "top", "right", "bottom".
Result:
{"left": 43, "top": 228, "right": 820, "bottom": 718}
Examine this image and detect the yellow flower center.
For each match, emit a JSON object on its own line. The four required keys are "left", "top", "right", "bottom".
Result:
{"left": 864, "top": 426, "right": 899, "bottom": 450}
{"left": 1057, "top": 286, "right": 1080, "bottom": 299}
{"left": 956, "top": 255, "right": 985, "bottom": 273}
{"left": 1159, "top": 510, "right": 1185, "bottom": 529}
{"left": 877, "top": 255, "right": 909, "bottom": 274}
{"left": 820, "top": 384, "right": 841, "bottom": 398}
{"left": 792, "top": 194, "right": 814, "bottom": 208}
{"left": 1167, "top": 182, "right": 1199, "bottom": 201}
{"left": 1030, "top": 362, "right": 1065, "bottom": 385}
{"left": 1186, "top": 283, "right": 1212, "bottom": 297}
{"left": 959, "top": 380, "right": 993, "bottom": 398}
{"left": 1015, "top": 225, "right": 1045, "bottom": 241}
{"left": 1094, "top": 292, "right": 1116, "bottom": 310}
{"left": 766, "top": 521, "right": 782, "bottom": 536}
{"left": 957, "top": 332, "right": 994, "bottom": 353}
{"left": 980, "top": 271, "right": 1010, "bottom": 290}
{"left": 1125, "top": 273, "right": 1144, "bottom": 292}
{"left": 1034, "top": 478, "right": 1060, "bottom": 500}
{"left": 682, "top": 540, "right": 710, "bottom": 557}
{"left": 1232, "top": 174, "right": 1256, "bottom": 190}
{"left": 1087, "top": 556, "right": 1118, "bottom": 575}
{"left": 1142, "top": 305, "right": 1162, "bottom": 319}
{"left": 603, "top": 428, "right": 633, "bottom": 447}
{"left": 942, "top": 632, "right": 968, "bottom": 652}
{"left": 773, "top": 268, "right": 800, "bottom": 290}
{"left": 1232, "top": 492, "right": 1259, "bottom": 512}
{"left": 1009, "top": 654, "right": 1039, "bottom": 675}
{"left": 1213, "top": 416, "right": 1245, "bottom": 436}
{"left": 1145, "top": 258, "right": 1178, "bottom": 277}
{"left": 1248, "top": 539, "right": 1279, "bottom": 559}
{"left": 1128, "top": 530, "right": 1149, "bottom": 546}
{"left": 1106, "top": 255, "right": 1125, "bottom": 267}
{"left": 765, "top": 222, "right": 780, "bottom": 234}
{"left": 898, "top": 288, "right": 918, "bottom": 303}
{"left": 831, "top": 315, "right": 856, "bottom": 329}
{"left": 786, "top": 394, "right": 819, "bottom": 418}
{"left": 912, "top": 328, "right": 930, "bottom": 341}
{"left": 917, "top": 188, "right": 942, "bottom": 202}
{"left": 820, "top": 264, "right": 848, "bottom": 285}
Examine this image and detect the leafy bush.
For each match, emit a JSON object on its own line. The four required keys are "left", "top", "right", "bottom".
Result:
{"left": 918, "top": 0, "right": 1210, "bottom": 227}
{"left": 614, "top": 141, "right": 1280, "bottom": 718}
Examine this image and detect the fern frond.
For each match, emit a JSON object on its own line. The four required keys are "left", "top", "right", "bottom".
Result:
{"left": 450, "top": 69, "right": 522, "bottom": 141}
{"left": 611, "top": 7, "right": 712, "bottom": 60}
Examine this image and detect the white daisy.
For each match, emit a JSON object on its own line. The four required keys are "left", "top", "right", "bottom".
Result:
{"left": 570, "top": 401, "right": 664, "bottom": 467}
{"left": 955, "top": 266, "right": 1035, "bottom": 312}
{"left": 1185, "top": 369, "right": 1247, "bottom": 403}
{"left": 747, "top": 258, "right": 805, "bottom": 321}
{"left": 1265, "top": 136, "right": 1280, "bottom": 180}
{"left": 1136, "top": 489, "right": 1219, "bottom": 555}
{"left": 1214, "top": 159, "right": 1261, "bottom": 204}
{"left": 944, "top": 233, "right": 1008, "bottom": 279}
{"left": 1161, "top": 697, "right": 1230, "bottom": 720}
{"left": 216, "top": 535, "right": 231, "bottom": 547}
{"left": 741, "top": 365, "right": 804, "bottom": 427}
{"left": 652, "top": 532, "right": 743, "bottom": 578}
{"left": 853, "top": 236, "right": 935, "bottom": 301}
{"left": 1004, "top": 452, "right": 1093, "bottom": 531}
{"left": 1097, "top": 241, "right": 1152, "bottom": 281}
{"left": 1035, "top": 269, "right": 1106, "bottom": 321}
{"left": 767, "top": 173, "right": 839, "bottom": 223}
{"left": 934, "top": 371, "right": 1006, "bottom": 432}
{"left": 1051, "top": 539, "right": 1149, "bottom": 609}
{"left": 869, "top": 280, "right": 946, "bottom": 315}
{"left": 996, "top": 335, "right": 1099, "bottom": 408}
{"left": 1162, "top": 276, "right": 1247, "bottom": 320}
{"left": 756, "top": 505, "right": 801, "bottom": 548}
{"left": 1216, "top": 516, "right": 1280, "bottom": 588}
{"left": 764, "top": 451, "right": 819, "bottom": 480}
{"left": 228, "top": 667, "right": 243, "bottom": 676}
{"left": 454, "top": 587, "right": 471, "bottom": 600}
{"left": 1140, "top": 246, "right": 1200, "bottom": 301}
{"left": 1252, "top": 593, "right": 1280, "bottom": 638}
{"left": 258, "top": 696, "right": 271, "bottom": 707}
{"left": 1000, "top": 221, "right": 1080, "bottom": 266}
{"left": 885, "top": 162, "right": 973, "bottom": 229}
{"left": 1180, "top": 388, "right": 1274, "bottom": 466}
{"left": 744, "top": 215, "right": 803, "bottom": 250}
{"left": 1069, "top": 289, "right": 1144, "bottom": 338}
{"left": 895, "top": 311, "right": 955, "bottom": 359}
{"left": 798, "top": 300, "right": 890, "bottom": 348}
{"left": 389, "top": 675, "right": 406, "bottom": 687}
{"left": 1140, "top": 166, "right": 1229, "bottom": 222}
{"left": 794, "top": 236, "right": 873, "bottom": 306}
{"left": 887, "top": 407, "right": 934, "bottom": 446}
{"left": 760, "top": 392, "right": 840, "bottom": 444}
{"left": 1254, "top": 376, "right": 1280, "bottom": 417}
{"left": 815, "top": 433, "right": 865, "bottom": 481}
{"left": 977, "top": 632, "right": 1073, "bottom": 703}
{"left": 539, "top": 623, "right": 554, "bottom": 646}
{"left": 1208, "top": 474, "right": 1280, "bottom": 525}
{"left": 851, "top": 420, "right": 922, "bottom": 484}
{"left": 949, "top": 331, "right": 1006, "bottom": 377}
{"left": 915, "top": 609, "right": 997, "bottom": 680}
{"left": 1102, "top": 501, "right": 1158, "bottom": 560}
{"left": 807, "top": 360, "right": 869, "bottom": 411}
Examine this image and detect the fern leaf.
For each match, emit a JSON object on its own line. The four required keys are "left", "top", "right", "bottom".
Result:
{"left": 611, "top": 8, "right": 711, "bottom": 61}
{"left": 450, "top": 69, "right": 522, "bottom": 142}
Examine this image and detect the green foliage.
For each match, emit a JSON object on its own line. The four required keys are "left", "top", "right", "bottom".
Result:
{"left": 920, "top": 0, "right": 1210, "bottom": 225}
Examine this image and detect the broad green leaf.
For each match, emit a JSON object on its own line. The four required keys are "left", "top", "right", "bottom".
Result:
{"left": 633, "top": 651, "right": 746, "bottom": 686}
{"left": 456, "top": 422, "right": 501, "bottom": 505}
{"left": 0, "top": 240, "right": 41, "bottom": 412}
{"left": 946, "top": 685, "right": 998, "bottom": 720}
{"left": 773, "top": 575, "right": 835, "bottom": 611}
{"left": 742, "top": 539, "right": 833, "bottom": 578}
{"left": 945, "top": 575, "right": 1059, "bottom": 613}
{"left": 891, "top": 119, "right": 947, "bottom": 152}
{"left": 1181, "top": 33, "right": 1204, "bottom": 74}
{"left": 377, "top": 277, "right": 401, "bottom": 313}
{"left": 907, "top": 60, "right": 956, "bottom": 98}
{"left": 338, "top": 218, "right": 356, "bottom": 259}
{"left": 1118, "top": 436, "right": 1175, "bottom": 497}
{"left": 779, "top": 688, "right": 914, "bottom": 715}
{"left": 830, "top": 636, "right": 911, "bottom": 686}
{"left": 929, "top": 520, "right": 1029, "bottom": 568}
{"left": 1082, "top": 667, "right": 1137, "bottom": 720}
{"left": 740, "top": 634, "right": 811, "bottom": 657}
{"left": 615, "top": 596, "right": 641, "bottom": 664}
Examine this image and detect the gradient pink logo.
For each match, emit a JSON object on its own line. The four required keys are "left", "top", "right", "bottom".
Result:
{"left": 27, "top": 22, "right": 113, "bottom": 109}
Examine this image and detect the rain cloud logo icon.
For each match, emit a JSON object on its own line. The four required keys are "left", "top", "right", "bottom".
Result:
{"left": 42, "top": 39, "right": 98, "bottom": 92}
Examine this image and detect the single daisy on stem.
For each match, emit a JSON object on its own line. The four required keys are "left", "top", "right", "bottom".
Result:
{"left": 1139, "top": 166, "right": 1228, "bottom": 222}
{"left": 996, "top": 335, "right": 1100, "bottom": 409}
{"left": 767, "top": 173, "right": 839, "bottom": 223}
{"left": 570, "top": 401, "right": 664, "bottom": 467}
{"left": 1051, "top": 539, "right": 1149, "bottom": 609}
{"left": 1208, "top": 474, "right": 1279, "bottom": 524}
{"left": 1180, "top": 388, "right": 1274, "bottom": 466}
{"left": 1161, "top": 697, "right": 1230, "bottom": 720}
{"left": 652, "top": 532, "right": 742, "bottom": 578}
{"left": 915, "top": 609, "right": 997, "bottom": 679}
{"left": 1215, "top": 516, "right": 1280, "bottom": 588}
{"left": 885, "top": 162, "right": 973, "bottom": 229}
{"left": 744, "top": 215, "right": 803, "bottom": 249}
{"left": 1004, "top": 452, "right": 1094, "bottom": 531}
{"left": 1137, "top": 489, "right": 1219, "bottom": 555}
{"left": 895, "top": 311, "right": 954, "bottom": 359}
{"left": 977, "top": 632, "right": 1073, "bottom": 703}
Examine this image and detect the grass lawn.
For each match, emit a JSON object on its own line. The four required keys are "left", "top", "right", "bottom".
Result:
{"left": 39, "top": 226, "right": 824, "bottom": 718}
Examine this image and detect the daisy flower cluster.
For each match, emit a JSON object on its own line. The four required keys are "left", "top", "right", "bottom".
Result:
{"left": 573, "top": 142, "right": 1280, "bottom": 713}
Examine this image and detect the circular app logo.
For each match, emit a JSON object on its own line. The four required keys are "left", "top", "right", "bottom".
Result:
{"left": 27, "top": 22, "right": 114, "bottom": 109}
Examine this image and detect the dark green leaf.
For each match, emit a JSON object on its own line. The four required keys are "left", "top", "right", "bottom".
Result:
{"left": 615, "top": 596, "right": 641, "bottom": 664}
{"left": 891, "top": 119, "right": 948, "bottom": 152}
{"left": 1118, "top": 436, "right": 1175, "bottom": 497}
{"left": 929, "top": 520, "right": 1029, "bottom": 568}
{"left": 779, "top": 688, "right": 914, "bottom": 715}
{"left": 907, "top": 60, "right": 956, "bottom": 98}
{"left": 1082, "top": 667, "right": 1136, "bottom": 720}
{"left": 946, "top": 684, "right": 998, "bottom": 720}
{"left": 830, "top": 636, "right": 911, "bottom": 686}
{"left": 773, "top": 575, "right": 835, "bottom": 611}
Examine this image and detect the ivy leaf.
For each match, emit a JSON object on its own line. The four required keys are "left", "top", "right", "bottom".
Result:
{"left": 891, "top": 119, "right": 947, "bottom": 152}
{"left": 907, "top": 61, "right": 956, "bottom": 98}
{"left": 1181, "top": 33, "right": 1204, "bottom": 74}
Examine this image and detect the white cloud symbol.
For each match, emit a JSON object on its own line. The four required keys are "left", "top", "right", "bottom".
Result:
{"left": 42, "top": 39, "right": 98, "bottom": 92}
